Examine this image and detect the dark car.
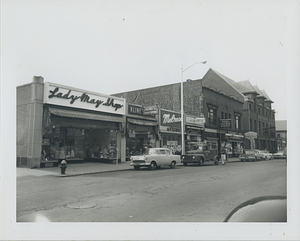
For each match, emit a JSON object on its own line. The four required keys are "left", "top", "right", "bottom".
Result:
{"left": 181, "top": 141, "right": 220, "bottom": 166}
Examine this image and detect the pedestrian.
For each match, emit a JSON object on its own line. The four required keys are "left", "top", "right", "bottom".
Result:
{"left": 57, "top": 142, "right": 66, "bottom": 164}
{"left": 221, "top": 146, "right": 227, "bottom": 165}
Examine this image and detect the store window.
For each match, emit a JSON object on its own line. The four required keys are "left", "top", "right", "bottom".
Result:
{"left": 42, "top": 126, "right": 119, "bottom": 161}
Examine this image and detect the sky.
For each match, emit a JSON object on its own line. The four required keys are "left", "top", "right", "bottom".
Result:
{"left": 1, "top": 0, "right": 300, "bottom": 240}
{"left": 2, "top": 0, "right": 300, "bottom": 121}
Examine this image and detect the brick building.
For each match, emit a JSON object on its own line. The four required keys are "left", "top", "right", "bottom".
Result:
{"left": 113, "top": 68, "right": 277, "bottom": 154}
{"left": 113, "top": 68, "right": 245, "bottom": 156}
{"left": 276, "top": 120, "right": 287, "bottom": 152}
{"left": 230, "top": 80, "right": 277, "bottom": 152}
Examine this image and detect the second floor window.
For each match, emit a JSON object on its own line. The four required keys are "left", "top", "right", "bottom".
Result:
{"left": 208, "top": 107, "right": 217, "bottom": 125}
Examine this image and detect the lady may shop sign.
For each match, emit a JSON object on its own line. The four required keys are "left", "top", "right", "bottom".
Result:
{"left": 44, "top": 82, "right": 125, "bottom": 115}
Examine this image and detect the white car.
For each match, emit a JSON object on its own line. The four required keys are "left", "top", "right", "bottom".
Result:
{"left": 130, "top": 148, "right": 181, "bottom": 170}
{"left": 257, "top": 150, "right": 273, "bottom": 160}
{"left": 273, "top": 151, "right": 287, "bottom": 159}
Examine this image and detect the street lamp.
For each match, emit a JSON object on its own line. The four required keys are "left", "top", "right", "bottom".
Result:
{"left": 181, "top": 61, "right": 207, "bottom": 155}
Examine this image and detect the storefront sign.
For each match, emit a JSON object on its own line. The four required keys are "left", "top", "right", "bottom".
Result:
{"left": 186, "top": 116, "right": 205, "bottom": 126}
{"left": 225, "top": 133, "right": 244, "bottom": 140}
{"left": 161, "top": 110, "right": 181, "bottom": 126}
{"left": 220, "top": 119, "right": 231, "bottom": 128}
{"left": 44, "top": 82, "right": 125, "bottom": 115}
{"left": 143, "top": 106, "right": 158, "bottom": 115}
{"left": 128, "top": 104, "right": 156, "bottom": 117}
{"left": 128, "top": 104, "right": 144, "bottom": 116}
{"left": 245, "top": 131, "right": 258, "bottom": 139}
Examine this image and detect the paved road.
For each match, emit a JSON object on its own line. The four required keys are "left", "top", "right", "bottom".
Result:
{"left": 17, "top": 159, "right": 287, "bottom": 222}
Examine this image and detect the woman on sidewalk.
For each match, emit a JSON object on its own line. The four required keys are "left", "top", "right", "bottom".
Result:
{"left": 57, "top": 143, "right": 66, "bottom": 164}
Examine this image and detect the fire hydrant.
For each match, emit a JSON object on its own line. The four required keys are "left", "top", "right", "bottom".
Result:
{"left": 60, "top": 160, "right": 67, "bottom": 174}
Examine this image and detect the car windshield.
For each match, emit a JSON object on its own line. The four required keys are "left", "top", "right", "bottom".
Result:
{"left": 245, "top": 150, "right": 255, "bottom": 154}
{"left": 260, "top": 150, "right": 269, "bottom": 153}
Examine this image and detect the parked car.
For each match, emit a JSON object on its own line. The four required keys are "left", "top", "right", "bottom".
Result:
{"left": 239, "top": 150, "right": 261, "bottom": 162}
{"left": 257, "top": 150, "right": 273, "bottom": 160}
{"left": 273, "top": 151, "right": 287, "bottom": 159}
{"left": 181, "top": 141, "right": 220, "bottom": 166}
{"left": 130, "top": 148, "right": 180, "bottom": 170}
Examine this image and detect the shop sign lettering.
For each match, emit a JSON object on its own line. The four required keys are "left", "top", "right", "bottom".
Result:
{"left": 220, "top": 119, "right": 231, "bottom": 128}
{"left": 44, "top": 83, "right": 125, "bottom": 115}
{"left": 186, "top": 116, "right": 205, "bottom": 126}
{"left": 160, "top": 110, "right": 181, "bottom": 128}
{"left": 163, "top": 114, "right": 181, "bottom": 124}
{"left": 128, "top": 105, "right": 144, "bottom": 115}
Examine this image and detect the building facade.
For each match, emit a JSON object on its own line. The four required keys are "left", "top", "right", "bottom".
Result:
{"left": 230, "top": 80, "right": 277, "bottom": 152}
{"left": 17, "top": 77, "right": 127, "bottom": 168}
{"left": 113, "top": 68, "right": 277, "bottom": 154}
{"left": 276, "top": 120, "right": 287, "bottom": 151}
{"left": 113, "top": 69, "right": 245, "bottom": 156}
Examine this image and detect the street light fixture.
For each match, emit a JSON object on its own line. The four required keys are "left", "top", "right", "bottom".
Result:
{"left": 181, "top": 61, "right": 207, "bottom": 155}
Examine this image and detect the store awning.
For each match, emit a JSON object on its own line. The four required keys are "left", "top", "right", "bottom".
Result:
{"left": 48, "top": 107, "right": 125, "bottom": 123}
{"left": 127, "top": 118, "right": 157, "bottom": 126}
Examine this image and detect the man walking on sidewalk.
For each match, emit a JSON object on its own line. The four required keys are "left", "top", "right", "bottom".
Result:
{"left": 221, "top": 145, "right": 227, "bottom": 165}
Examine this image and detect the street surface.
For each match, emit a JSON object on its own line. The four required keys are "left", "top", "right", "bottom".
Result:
{"left": 17, "top": 159, "right": 287, "bottom": 222}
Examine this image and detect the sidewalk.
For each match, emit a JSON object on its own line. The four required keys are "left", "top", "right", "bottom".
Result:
{"left": 17, "top": 161, "right": 133, "bottom": 178}
{"left": 17, "top": 157, "right": 241, "bottom": 178}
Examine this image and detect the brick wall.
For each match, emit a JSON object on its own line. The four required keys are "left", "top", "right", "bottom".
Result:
{"left": 203, "top": 87, "right": 244, "bottom": 131}
{"left": 113, "top": 79, "right": 203, "bottom": 116}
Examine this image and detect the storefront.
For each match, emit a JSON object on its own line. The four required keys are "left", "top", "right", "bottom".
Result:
{"left": 159, "top": 109, "right": 182, "bottom": 154}
{"left": 126, "top": 104, "right": 158, "bottom": 156}
{"left": 185, "top": 115, "right": 205, "bottom": 151}
{"left": 224, "top": 132, "right": 245, "bottom": 157}
{"left": 41, "top": 82, "right": 126, "bottom": 165}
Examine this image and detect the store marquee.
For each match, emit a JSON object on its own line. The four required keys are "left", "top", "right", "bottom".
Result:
{"left": 44, "top": 82, "right": 125, "bottom": 115}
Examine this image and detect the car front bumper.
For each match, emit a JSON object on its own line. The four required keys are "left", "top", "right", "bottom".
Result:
{"left": 130, "top": 162, "right": 150, "bottom": 167}
{"left": 239, "top": 156, "right": 256, "bottom": 161}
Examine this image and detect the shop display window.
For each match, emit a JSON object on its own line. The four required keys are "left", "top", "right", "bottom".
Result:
{"left": 127, "top": 134, "right": 155, "bottom": 156}
{"left": 42, "top": 127, "right": 119, "bottom": 161}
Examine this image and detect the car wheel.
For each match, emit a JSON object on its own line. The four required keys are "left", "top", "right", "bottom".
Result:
{"left": 183, "top": 162, "right": 187, "bottom": 166}
{"left": 170, "top": 161, "right": 176, "bottom": 169}
{"left": 254, "top": 157, "right": 257, "bottom": 162}
{"left": 214, "top": 157, "right": 219, "bottom": 165}
{"left": 134, "top": 166, "right": 140, "bottom": 170}
{"left": 149, "top": 161, "right": 156, "bottom": 170}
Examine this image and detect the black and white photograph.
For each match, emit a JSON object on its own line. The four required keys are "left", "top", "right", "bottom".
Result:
{"left": 1, "top": 0, "right": 300, "bottom": 240}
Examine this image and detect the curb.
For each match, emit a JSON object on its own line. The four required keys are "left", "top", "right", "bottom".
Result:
{"left": 56, "top": 168, "right": 133, "bottom": 177}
